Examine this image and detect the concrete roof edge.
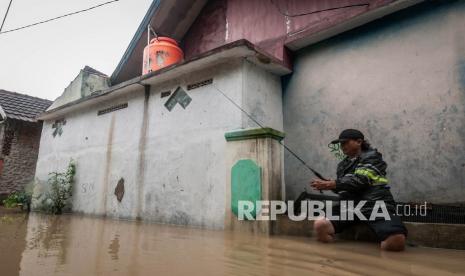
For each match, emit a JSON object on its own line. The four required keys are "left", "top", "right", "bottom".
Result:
{"left": 110, "top": 0, "right": 162, "bottom": 82}
{"left": 138, "top": 39, "right": 292, "bottom": 82}
{"left": 5, "top": 114, "right": 38, "bottom": 122}
{"left": 285, "top": 0, "right": 425, "bottom": 51}
{"left": 83, "top": 66, "right": 109, "bottom": 78}
{"left": 37, "top": 39, "right": 291, "bottom": 121}
{"left": 36, "top": 77, "right": 142, "bottom": 121}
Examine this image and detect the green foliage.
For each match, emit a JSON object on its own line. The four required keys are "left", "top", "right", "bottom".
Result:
{"left": 3, "top": 185, "right": 33, "bottom": 211}
{"left": 37, "top": 160, "right": 76, "bottom": 215}
{"left": 3, "top": 192, "right": 21, "bottom": 208}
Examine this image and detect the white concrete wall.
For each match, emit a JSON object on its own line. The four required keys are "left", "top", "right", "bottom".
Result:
{"left": 242, "top": 61, "right": 284, "bottom": 131}
{"left": 34, "top": 59, "right": 283, "bottom": 228}
{"left": 47, "top": 72, "right": 83, "bottom": 111}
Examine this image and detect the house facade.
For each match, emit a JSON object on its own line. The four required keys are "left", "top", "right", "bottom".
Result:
{"left": 34, "top": 0, "right": 465, "bottom": 237}
{"left": 0, "top": 90, "right": 52, "bottom": 200}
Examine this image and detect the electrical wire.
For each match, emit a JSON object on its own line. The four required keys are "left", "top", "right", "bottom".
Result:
{"left": 211, "top": 84, "right": 328, "bottom": 181}
{"left": 0, "top": 0, "right": 120, "bottom": 35}
{"left": 0, "top": 0, "right": 13, "bottom": 32}
{"left": 0, "top": 0, "right": 333, "bottom": 180}
{"left": 270, "top": 0, "right": 369, "bottom": 17}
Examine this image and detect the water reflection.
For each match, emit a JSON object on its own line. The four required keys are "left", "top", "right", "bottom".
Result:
{"left": 26, "top": 215, "right": 70, "bottom": 265}
{"left": 0, "top": 210, "right": 28, "bottom": 276}
{"left": 108, "top": 234, "right": 120, "bottom": 260}
{"left": 0, "top": 210, "right": 465, "bottom": 275}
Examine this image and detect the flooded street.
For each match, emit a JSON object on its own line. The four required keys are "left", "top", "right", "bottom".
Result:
{"left": 1, "top": 209, "right": 465, "bottom": 276}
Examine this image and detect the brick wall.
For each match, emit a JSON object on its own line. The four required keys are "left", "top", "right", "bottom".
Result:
{"left": 0, "top": 119, "right": 43, "bottom": 198}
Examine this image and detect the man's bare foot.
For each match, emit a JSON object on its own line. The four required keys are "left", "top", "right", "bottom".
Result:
{"left": 313, "top": 217, "right": 335, "bottom": 243}
{"left": 381, "top": 234, "right": 406, "bottom": 251}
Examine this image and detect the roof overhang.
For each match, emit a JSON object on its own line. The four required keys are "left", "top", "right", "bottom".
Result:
{"left": 285, "top": 0, "right": 424, "bottom": 50}
{"left": 110, "top": 0, "right": 208, "bottom": 85}
{"left": 0, "top": 106, "right": 6, "bottom": 121}
{"left": 38, "top": 40, "right": 291, "bottom": 121}
{"left": 111, "top": 0, "right": 424, "bottom": 85}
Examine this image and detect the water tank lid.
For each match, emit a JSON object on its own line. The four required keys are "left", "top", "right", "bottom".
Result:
{"left": 149, "top": 37, "right": 178, "bottom": 45}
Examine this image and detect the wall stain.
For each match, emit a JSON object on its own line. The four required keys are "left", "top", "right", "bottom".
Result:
{"left": 136, "top": 86, "right": 151, "bottom": 219}
{"left": 144, "top": 193, "right": 152, "bottom": 209}
{"left": 101, "top": 114, "right": 115, "bottom": 215}
{"left": 114, "top": 178, "right": 125, "bottom": 202}
{"left": 169, "top": 211, "right": 189, "bottom": 226}
{"left": 456, "top": 60, "right": 465, "bottom": 92}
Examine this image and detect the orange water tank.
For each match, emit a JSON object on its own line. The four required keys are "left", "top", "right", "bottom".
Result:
{"left": 142, "top": 37, "right": 183, "bottom": 74}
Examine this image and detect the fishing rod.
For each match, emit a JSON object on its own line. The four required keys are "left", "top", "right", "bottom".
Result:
{"left": 211, "top": 84, "right": 329, "bottom": 182}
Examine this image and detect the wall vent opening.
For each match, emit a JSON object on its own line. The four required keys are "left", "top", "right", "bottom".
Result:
{"left": 98, "top": 103, "right": 128, "bottom": 116}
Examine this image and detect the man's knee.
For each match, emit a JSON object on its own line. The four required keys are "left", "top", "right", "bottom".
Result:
{"left": 380, "top": 234, "right": 406, "bottom": 251}
{"left": 313, "top": 218, "right": 335, "bottom": 243}
{"left": 314, "top": 218, "right": 329, "bottom": 231}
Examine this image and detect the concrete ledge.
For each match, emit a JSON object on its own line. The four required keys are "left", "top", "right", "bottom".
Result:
{"left": 336, "top": 222, "right": 465, "bottom": 250}
{"left": 273, "top": 215, "right": 313, "bottom": 237}
{"left": 405, "top": 222, "right": 465, "bottom": 250}
{"left": 225, "top": 127, "right": 285, "bottom": 142}
{"left": 273, "top": 215, "right": 465, "bottom": 250}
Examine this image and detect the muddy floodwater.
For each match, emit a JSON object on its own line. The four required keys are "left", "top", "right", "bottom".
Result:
{"left": 1, "top": 209, "right": 465, "bottom": 276}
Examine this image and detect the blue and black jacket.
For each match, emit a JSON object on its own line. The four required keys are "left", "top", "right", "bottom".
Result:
{"left": 334, "top": 147, "right": 397, "bottom": 213}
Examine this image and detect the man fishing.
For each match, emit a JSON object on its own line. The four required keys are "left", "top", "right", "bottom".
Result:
{"left": 310, "top": 129, "right": 407, "bottom": 251}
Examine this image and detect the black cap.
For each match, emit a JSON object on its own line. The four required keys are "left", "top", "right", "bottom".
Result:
{"left": 330, "top": 129, "right": 364, "bottom": 144}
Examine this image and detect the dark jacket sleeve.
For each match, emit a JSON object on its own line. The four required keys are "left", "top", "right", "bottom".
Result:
{"left": 334, "top": 151, "right": 387, "bottom": 193}
{"left": 334, "top": 172, "right": 370, "bottom": 193}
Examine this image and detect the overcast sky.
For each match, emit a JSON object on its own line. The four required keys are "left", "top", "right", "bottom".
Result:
{"left": 0, "top": 0, "right": 152, "bottom": 100}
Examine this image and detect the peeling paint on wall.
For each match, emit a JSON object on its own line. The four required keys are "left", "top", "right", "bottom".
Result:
{"left": 114, "top": 178, "right": 125, "bottom": 202}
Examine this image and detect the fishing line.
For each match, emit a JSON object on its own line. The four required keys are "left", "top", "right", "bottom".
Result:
{"left": 211, "top": 84, "right": 328, "bottom": 181}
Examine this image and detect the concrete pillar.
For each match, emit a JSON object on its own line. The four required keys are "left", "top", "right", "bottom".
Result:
{"left": 224, "top": 127, "right": 284, "bottom": 235}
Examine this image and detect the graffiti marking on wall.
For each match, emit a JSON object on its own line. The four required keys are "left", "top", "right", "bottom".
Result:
{"left": 81, "top": 182, "right": 95, "bottom": 194}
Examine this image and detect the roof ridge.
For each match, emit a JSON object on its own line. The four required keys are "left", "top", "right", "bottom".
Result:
{"left": 0, "top": 89, "right": 53, "bottom": 103}
{"left": 82, "top": 66, "right": 108, "bottom": 77}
